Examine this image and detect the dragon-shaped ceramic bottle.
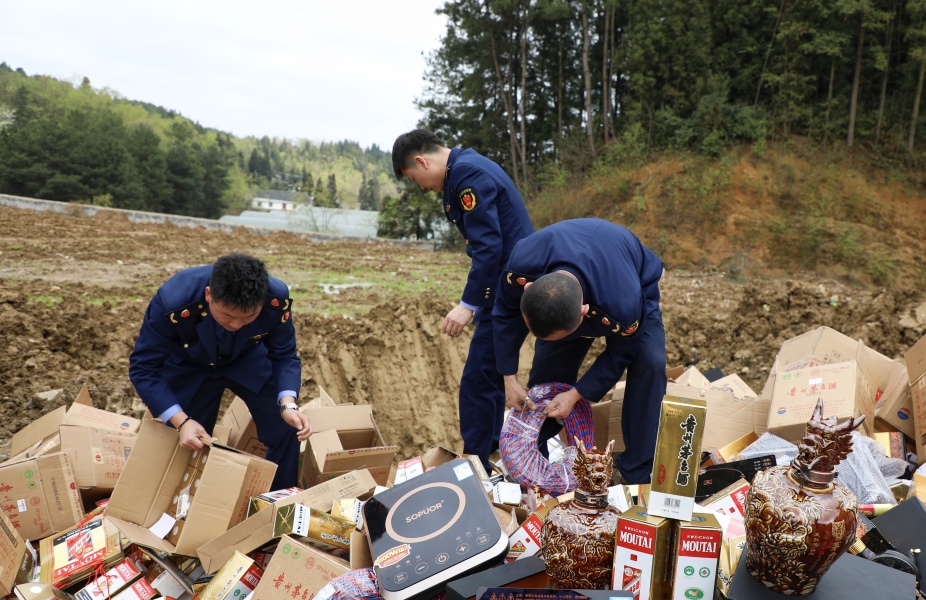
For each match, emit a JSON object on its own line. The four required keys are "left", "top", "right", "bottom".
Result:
{"left": 744, "top": 398, "right": 864, "bottom": 595}
{"left": 541, "top": 438, "right": 619, "bottom": 589}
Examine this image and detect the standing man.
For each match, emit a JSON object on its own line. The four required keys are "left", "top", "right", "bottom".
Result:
{"left": 493, "top": 218, "right": 666, "bottom": 484}
{"left": 393, "top": 129, "right": 534, "bottom": 472}
{"left": 129, "top": 252, "right": 311, "bottom": 490}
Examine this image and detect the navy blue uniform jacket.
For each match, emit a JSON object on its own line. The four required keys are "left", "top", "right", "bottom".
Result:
{"left": 443, "top": 148, "right": 534, "bottom": 312}
{"left": 129, "top": 265, "right": 301, "bottom": 417}
{"left": 493, "top": 218, "right": 663, "bottom": 401}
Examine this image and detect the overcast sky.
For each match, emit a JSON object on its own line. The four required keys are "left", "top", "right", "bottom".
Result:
{"left": 1, "top": 1, "right": 446, "bottom": 151}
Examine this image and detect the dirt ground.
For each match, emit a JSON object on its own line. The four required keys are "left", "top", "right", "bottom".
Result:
{"left": 2, "top": 204, "right": 926, "bottom": 462}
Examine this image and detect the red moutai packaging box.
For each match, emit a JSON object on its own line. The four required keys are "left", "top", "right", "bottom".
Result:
{"left": 611, "top": 507, "right": 671, "bottom": 600}
{"left": 647, "top": 396, "right": 708, "bottom": 521}
{"left": 669, "top": 513, "right": 722, "bottom": 600}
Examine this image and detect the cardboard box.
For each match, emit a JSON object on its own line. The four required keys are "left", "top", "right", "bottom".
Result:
{"left": 715, "top": 534, "right": 746, "bottom": 597}
{"left": 703, "top": 432, "right": 759, "bottom": 466}
{"left": 590, "top": 400, "right": 612, "bottom": 452}
{"left": 196, "top": 469, "right": 377, "bottom": 574}
{"left": 905, "top": 332, "right": 926, "bottom": 385}
{"left": 610, "top": 380, "right": 767, "bottom": 455}
{"left": 668, "top": 514, "right": 722, "bottom": 600}
{"left": 862, "top": 346, "right": 914, "bottom": 438}
{"left": 249, "top": 535, "right": 350, "bottom": 600}
{"left": 0, "top": 510, "right": 33, "bottom": 597}
{"left": 767, "top": 360, "right": 872, "bottom": 443}
{"left": 612, "top": 507, "right": 672, "bottom": 600}
{"left": 219, "top": 397, "right": 267, "bottom": 459}
{"left": 647, "top": 395, "right": 708, "bottom": 521}
{"left": 103, "top": 419, "right": 276, "bottom": 557}
{"left": 59, "top": 426, "right": 135, "bottom": 492}
{"left": 0, "top": 453, "right": 84, "bottom": 542}
{"left": 912, "top": 376, "right": 926, "bottom": 462}
{"left": 299, "top": 405, "right": 397, "bottom": 487}
{"left": 271, "top": 504, "right": 353, "bottom": 551}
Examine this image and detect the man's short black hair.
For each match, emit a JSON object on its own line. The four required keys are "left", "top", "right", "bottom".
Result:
{"left": 521, "top": 272, "right": 583, "bottom": 338}
{"left": 392, "top": 129, "right": 447, "bottom": 179}
{"left": 209, "top": 253, "right": 269, "bottom": 310}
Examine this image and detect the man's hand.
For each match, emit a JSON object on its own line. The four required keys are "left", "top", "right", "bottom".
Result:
{"left": 543, "top": 388, "right": 582, "bottom": 420}
{"left": 504, "top": 375, "right": 532, "bottom": 411}
{"left": 172, "top": 414, "right": 212, "bottom": 450}
{"left": 442, "top": 304, "right": 474, "bottom": 337}
{"left": 282, "top": 408, "right": 312, "bottom": 442}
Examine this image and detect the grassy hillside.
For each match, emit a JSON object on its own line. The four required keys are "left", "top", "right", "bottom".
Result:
{"left": 526, "top": 140, "right": 926, "bottom": 291}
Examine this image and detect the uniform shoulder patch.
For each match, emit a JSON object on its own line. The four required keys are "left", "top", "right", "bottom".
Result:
{"left": 265, "top": 295, "right": 292, "bottom": 311}
{"left": 504, "top": 271, "right": 536, "bottom": 287}
{"left": 458, "top": 187, "right": 477, "bottom": 211}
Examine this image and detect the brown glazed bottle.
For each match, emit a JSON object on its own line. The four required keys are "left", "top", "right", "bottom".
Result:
{"left": 541, "top": 439, "right": 619, "bottom": 589}
{"left": 744, "top": 398, "right": 864, "bottom": 595}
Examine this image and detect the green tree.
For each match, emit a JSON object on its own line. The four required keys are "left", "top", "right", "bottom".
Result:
{"left": 377, "top": 183, "right": 445, "bottom": 240}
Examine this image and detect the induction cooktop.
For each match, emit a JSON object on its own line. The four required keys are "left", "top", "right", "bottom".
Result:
{"left": 363, "top": 458, "right": 509, "bottom": 600}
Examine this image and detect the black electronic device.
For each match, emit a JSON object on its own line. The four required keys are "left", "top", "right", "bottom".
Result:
{"left": 363, "top": 458, "right": 509, "bottom": 600}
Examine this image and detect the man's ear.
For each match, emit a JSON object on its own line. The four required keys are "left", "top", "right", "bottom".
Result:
{"left": 524, "top": 281, "right": 533, "bottom": 290}
{"left": 580, "top": 303, "right": 590, "bottom": 316}
{"left": 414, "top": 155, "right": 429, "bottom": 170}
{"left": 204, "top": 286, "right": 212, "bottom": 304}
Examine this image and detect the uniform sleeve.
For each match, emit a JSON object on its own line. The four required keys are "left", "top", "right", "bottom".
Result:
{"left": 455, "top": 165, "right": 505, "bottom": 309}
{"left": 492, "top": 274, "right": 530, "bottom": 376}
{"left": 574, "top": 335, "right": 640, "bottom": 402}
{"left": 264, "top": 302, "right": 302, "bottom": 398}
{"left": 128, "top": 289, "right": 183, "bottom": 417}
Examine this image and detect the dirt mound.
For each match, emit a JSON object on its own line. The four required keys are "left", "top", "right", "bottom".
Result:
{"left": 1, "top": 204, "right": 925, "bottom": 461}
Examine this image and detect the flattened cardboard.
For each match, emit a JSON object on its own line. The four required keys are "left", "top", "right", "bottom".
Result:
{"left": 196, "top": 469, "right": 377, "bottom": 574}
{"left": 104, "top": 420, "right": 276, "bottom": 557}
{"left": 0, "top": 453, "right": 84, "bottom": 541}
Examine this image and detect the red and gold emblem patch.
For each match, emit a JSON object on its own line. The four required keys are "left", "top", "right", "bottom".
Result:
{"left": 180, "top": 309, "right": 190, "bottom": 318}
{"left": 458, "top": 187, "right": 477, "bottom": 211}
{"left": 271, "top": 298, "right": 280, "bottom": 307}
{"left": 622, "top": 320, "right": 639, "bottom": 336}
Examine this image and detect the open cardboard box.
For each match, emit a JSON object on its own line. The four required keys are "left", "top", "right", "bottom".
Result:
{"left": 197, "top": 468, "right": 377, "bottom": 574}
{"left": 10, "top": 384, "right": 141, "bottom": 461}
{"left": 103, "top": 419, "right": 276, "bottom": 557}
{"left": 0, "top": 452, "right": 84, "bottom": 541}
{"left": 299, "top": 405, "right": 397, "bottom": 487}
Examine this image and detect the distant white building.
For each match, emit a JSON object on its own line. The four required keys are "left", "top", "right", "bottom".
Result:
{"left": 251, "top": 197, "right": 295, "bottom": 211}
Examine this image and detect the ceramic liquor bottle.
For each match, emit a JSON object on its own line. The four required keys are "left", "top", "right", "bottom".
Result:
{"left": 744, "top": 398, "right": 864, "bottom": 595}
{"left": 541, "top": 439, "right": 619, "bottom": 589}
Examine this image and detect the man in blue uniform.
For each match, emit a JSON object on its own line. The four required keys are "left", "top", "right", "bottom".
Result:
{"left": 393, "top": 129, "right": 534, "bottom": 472}
{"left": 493, "top": 218, "right": 666, "bottom": 484}
{"left": 129, "top": 253, "right": 311, "bottom": 490}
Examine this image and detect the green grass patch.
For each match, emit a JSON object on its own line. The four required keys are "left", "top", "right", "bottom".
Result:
{"left": 28, "top": 294, "right": 64, "bottom": 305}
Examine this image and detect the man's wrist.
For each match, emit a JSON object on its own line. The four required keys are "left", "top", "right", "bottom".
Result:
{"left": 279, "top": 402, "right": 299, "bottom": 414}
